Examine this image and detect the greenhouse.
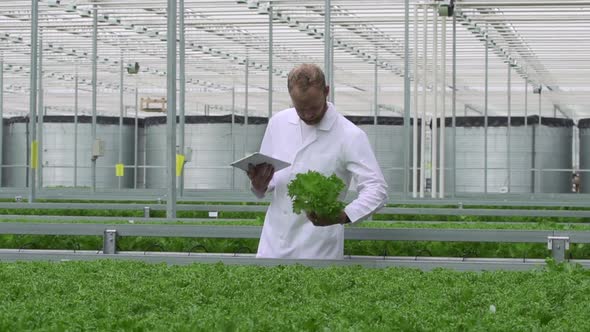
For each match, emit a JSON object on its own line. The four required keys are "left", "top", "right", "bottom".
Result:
{"left": 1, "top": 0, "right": 590, "bottom": 330}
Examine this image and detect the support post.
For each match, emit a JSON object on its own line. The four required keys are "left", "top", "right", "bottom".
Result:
{"left": 403, "top": 0, "right": 411, "bottom": 197}
{"left": 28, "top": 0, "right": 39, "bottom": 203}
{"left": 74, "top": 71, "right": 78, "bottom": 187}
{"left": 268, "top": 5, "right": 273, "bottom": 119}
{"left": 231, "top": 86, "right": 236, "bottom": 190}
{"left": 103, "top": 229, "right": 117, "bottom": 254}
{"left": 38, "top": 32, "right": 44, "bottom": 189}
{"left": 507, "top": 62, "right": 512, "bottom": 193}
{"left": 166, "top": 0, "right": 178, "bottom": 218}
{"left": 484, "top": 24, "right": 489, "bottom": 194}
{"left": 547, "top": 236, "right": 569, "bottom": 263}
{"left": 525, "top": 78, "right": 531, "bottom": 192}
{"left": 451, "top": 5, "right": 457, "bottom": 198}
{"left": 179, "top": 0, "right": 186, "bottom": 196}
{"left": 0, "top": 58, "right": 3, "bottom": 187}
{"left": 325, "top": 0, "right": 333, "bottom": 102}
{"left": 419, "top": 5, "right": 428, "bottom": 198}
{"left": 91, "top": 6, "right": 98, "bottom": 193}
{"left": 374, "top": 55, "right": 378, "bottom": 125}
{"left": 431, "top": 8, "right": 438, "bottom": 199}
{"left": 440, "top": 14, "right": 447, "bottom": 199}
{"left": 118, "top": 55, "right": 124, "bottom": 190}
{"left": 538, "top": 88, "right": 542, "bottom": 193}
{"left": 134, "top": 81, "right": 138, "bottom": 189}
{"left": 244, "top": 59, "right": 250, "bottom": 165}
{"left": 411, "top": 4, "right": 419, "bottom": 198}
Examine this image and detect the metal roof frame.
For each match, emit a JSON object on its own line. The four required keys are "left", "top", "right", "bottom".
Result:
{"left": 0, "top": 0, "right": 588, "bottom": 118}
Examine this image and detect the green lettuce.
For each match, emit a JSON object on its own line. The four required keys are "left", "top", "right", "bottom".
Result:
{"left": 287, "top": 171, "right": 346, "bottom": 220}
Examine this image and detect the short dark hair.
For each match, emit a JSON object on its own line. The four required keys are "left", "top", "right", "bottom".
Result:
{"left": 287, "top": 64, "right": 326, "bottom": 92}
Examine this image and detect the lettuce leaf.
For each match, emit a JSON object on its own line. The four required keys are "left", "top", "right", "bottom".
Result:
{"left": 287, "top": 171, "right": 346, "bottom": 220}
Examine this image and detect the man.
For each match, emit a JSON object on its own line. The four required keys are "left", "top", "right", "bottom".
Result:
{"left": 247, "top": 64, "right": 388, "bottom": 259}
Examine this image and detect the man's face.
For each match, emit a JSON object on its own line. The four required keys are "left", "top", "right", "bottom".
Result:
{"left": 290, "top": 85, "right": 329, "bottom": 126}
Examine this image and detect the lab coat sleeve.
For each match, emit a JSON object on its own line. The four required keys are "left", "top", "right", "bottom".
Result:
{"left": 250, "top": 118, "right": 277, "bottom": 199}
{"left": 343, "top": 129, "right": 389, "bottom": 223}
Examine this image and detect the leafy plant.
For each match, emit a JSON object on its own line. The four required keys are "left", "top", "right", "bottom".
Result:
{"left": 1, "top": 261, "right": 590, "bottom": 331}
{"left": 287, "top": 171, "right": 346, "bottom": 220}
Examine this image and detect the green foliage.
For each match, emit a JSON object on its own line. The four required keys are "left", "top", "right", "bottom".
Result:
{"left": 0, "top": 261, "right": 590, "bottom": 331}
{"left": 358, "top": 221, "right": 590, "bottom": 231}
{"left": 287, "top": 171, "right": 346, "bottom": 220}
{"left": 215, "top": 211, "right": 265, "bottom": 219}
{"left": 343, "top": 240, "right": 557, "bottom": 259}
{"left": 37, "top": 199, "right": 159, "bottom": 204}
{"left": 117, "top": 237, "right": 259, "bottom": 254}
{"left": 4, "top": 234, "right": 590, "bottom": 259}
{"left": 34, "top": 199, "right": 270, "bottom": 206}
{"left": 0, "top": 198, "right": 28, "bottom": 203}
{"left": 177, "top": 201, "right": 270, "bottom": 206}
{"left": 372, "top": 213, "right": 589, "bottom": 223}
{"left": 384, "top": 203, "right": 590, "bottom": 211}
{"left": 0, "top": 235, "right": 103, "bottom": 251}
{"left": 0, "top": 208, "right": 145, "bottom": 218}
{"left": 544, "top": 258, "right": 585, "bottom": 273}
{"left": 0, "top": 208, "right": 267, "bottom": 220}
{"left": 3, "top": 217, "right": 590, "bottom": 258}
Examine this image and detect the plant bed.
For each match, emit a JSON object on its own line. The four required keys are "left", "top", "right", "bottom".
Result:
{"left": 0, "top": 260, "right": 589, "bottom": 331}
{"left": 2, "top": 219, "right": 590, "bottom": 259}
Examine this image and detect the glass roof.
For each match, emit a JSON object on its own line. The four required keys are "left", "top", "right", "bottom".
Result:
{"left": 0, "top": 0, "right": 588, "bottom": 119}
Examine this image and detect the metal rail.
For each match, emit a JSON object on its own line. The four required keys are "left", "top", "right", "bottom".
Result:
{"left": 1, "top": 202, "right": 589, "bottom": 218}
{"left": 1, "top": 214, "right": 588, "bottom": 227}
{"left": 1, "top": 250, "right": 589, "bottom": 272}
{"left": 0, "top": 222, "right": 586, "bottom": 262}
{"left": 1, "top": 189, "right": 590, "bottom": 207}
{"left": 2, "top": 222, "right": 589, "bottom": 243}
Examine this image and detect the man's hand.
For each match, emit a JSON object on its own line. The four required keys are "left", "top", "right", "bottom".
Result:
{"left": 306, "top": 211, "right": 350, "bottom": 227}
{"left": 247, "top": 163, "right": 275, "bottom": 194}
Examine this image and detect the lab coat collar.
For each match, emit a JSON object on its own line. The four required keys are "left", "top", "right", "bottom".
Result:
{"left": 287, "top": 102, "right": 338, "bottom": 131}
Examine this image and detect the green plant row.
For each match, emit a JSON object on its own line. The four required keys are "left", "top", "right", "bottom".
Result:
{"left": 385, "top": 203, "right": 590, "bottom": 211}
{"left": 0, "top": 260, "right": 589, "bottom": 331}
{"left": 2, "top": 197, "right": 589, "bottom": 210}
{"left": 2, "top": 217, "right": 590, "bottom": 259}
{"left": 0, "top": 198, "right": 271, "bottom": 205}
{"left": 1, "top": 207, "right": 589, "bottom": 223}
{"left": 372, "top": 213, "right": 590, "bottom": 223}
{"left": 3, "top": 217, "right": 590, "bottom": 231}
{"left": 4, "top": 234, "right": 587, "bottom": 259}
{"left": 0, "top": 208, "right": 262, "bottom": 219}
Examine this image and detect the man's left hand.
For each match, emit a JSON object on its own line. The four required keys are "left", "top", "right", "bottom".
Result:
{"left": 306, "top": 211, "right": 350, "bottom": 227}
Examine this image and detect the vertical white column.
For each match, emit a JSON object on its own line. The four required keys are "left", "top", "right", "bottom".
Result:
{"left": 412, "top": 4, "right": 419, "bottom": 198}
{"left": 419, "top": 5, "right": 428, "bottom": 198}
{"left": 431, "top": 7, "right": 438, "bottom": 198}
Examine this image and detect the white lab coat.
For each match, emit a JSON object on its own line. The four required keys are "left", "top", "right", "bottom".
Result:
{"left": 253, "top": 103, "right": 389, "bottom": 259}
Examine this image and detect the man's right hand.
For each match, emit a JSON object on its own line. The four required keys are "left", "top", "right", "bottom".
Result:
{"left": 247, "top": 163, "right": 275, "bottom": 194}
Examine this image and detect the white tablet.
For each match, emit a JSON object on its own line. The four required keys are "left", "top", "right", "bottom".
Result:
{"left": 230, "top": 152, "right": 291, "bottom": 172}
